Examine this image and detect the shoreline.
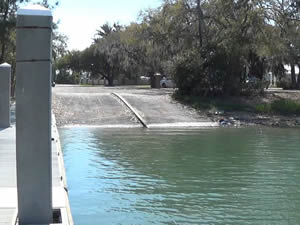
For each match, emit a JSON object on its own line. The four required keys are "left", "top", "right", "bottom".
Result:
{"left": 50, "top": 85, "right": 300, "bottom": 129}
{"left": 174, "top": 88, "right": 300, "bottom": 129}
{"left": 209, "top": 112, "right": 300, "bottom": 128}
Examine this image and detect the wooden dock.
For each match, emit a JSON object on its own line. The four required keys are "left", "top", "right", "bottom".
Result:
{"left": 0, "top": 115, "right": 73, "bottom": 225}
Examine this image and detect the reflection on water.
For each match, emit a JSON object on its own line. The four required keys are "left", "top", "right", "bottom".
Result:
{"left": 60, "top": 127, "right": 300, "bottom": 225}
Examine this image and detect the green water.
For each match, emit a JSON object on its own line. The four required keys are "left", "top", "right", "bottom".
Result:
{"left": 60, "top": 127, "right": 300, "bottom": 225}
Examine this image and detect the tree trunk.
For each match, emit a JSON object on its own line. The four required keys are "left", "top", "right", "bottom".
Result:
{"left": 291, "top": 63, "right": 296, "bottom": 89}
{"left": 0, "top": 41, "right": 6, "bottom": 63}
{"left": 196, "top": 0, "right": 203, "bottom": 48}
{"left": 224, "top": 74, "right": 241, "bottom": 96}
{"left": 107, "top": 76, "right": 114, "bottom": 86}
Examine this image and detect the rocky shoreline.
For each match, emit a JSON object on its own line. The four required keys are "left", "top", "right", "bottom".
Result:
{"left": 209, "top": 112, "right": 300, "bottom": 128}
{"left": 177, "top": 89, "right": 300, "bottom": 129}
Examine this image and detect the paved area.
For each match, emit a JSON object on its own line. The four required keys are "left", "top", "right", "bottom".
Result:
{"left": 266, "top": 88, "right": 300, "bottom": 93}
{"left": 0, "top": 116, "right": 72, "bottom": 225}
{"left": 53, "top": 93, "right": 139, "bottom": 127}
{"left": 53, "top": 85, "right": 216, "bottom": 127}
{"left": 120, "top": 93, "right": 211, "bottom": 126}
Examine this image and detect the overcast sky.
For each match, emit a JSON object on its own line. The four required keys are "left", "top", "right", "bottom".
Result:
{"left": 51, "top": 0, "right": 161, "bottom": 50}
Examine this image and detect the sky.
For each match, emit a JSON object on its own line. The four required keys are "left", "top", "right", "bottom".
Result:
{"left": 51, "top": 0, "right": 162, "bottom": 50}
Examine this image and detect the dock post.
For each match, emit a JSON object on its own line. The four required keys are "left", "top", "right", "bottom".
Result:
{"left": 0, "top": 63, "right": 11, "bottom": 128}
{"left": 16, "top": 5, "right": 53, "bottom": 225}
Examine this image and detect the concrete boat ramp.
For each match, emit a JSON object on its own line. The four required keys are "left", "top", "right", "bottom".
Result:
{"left": 53, "top": 85, "right": 218, "bottom": 128}
{"left": 0, "top": 117, "right": 73, "bottom": 225}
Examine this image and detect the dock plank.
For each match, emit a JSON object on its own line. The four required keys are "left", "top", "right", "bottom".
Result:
{"left": 0, "top": 123, "right": 72, "bottom": 225}
{"left": 0, "top": 209, "right": 15, "bottom": 225}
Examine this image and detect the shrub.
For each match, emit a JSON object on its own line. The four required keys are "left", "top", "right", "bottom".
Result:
{"left": 277, "top": 80, "right": 292, "bottom": 90}
{"left": 173, "top": 48, "right": 245, "bottom": 96}
{"left": 173, "top": 51, "right": 208, "bottom": 96}
{"left": 255, "top": 103, "right": 271, "bottom": 113}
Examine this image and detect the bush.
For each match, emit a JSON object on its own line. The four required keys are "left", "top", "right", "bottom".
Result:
{"left": 255, "top": 103, "right": 271, "bottom": 113}
{"left": 173, "top": 51, "right": 208, "bottom": 96}
{"left": 174, "top": 93, "right": 252, "bottom": 112}
{"left": 277, "top": 80, "right": 291, "bottom": 90}
{"left": 242, "top": 81, "right": 265, "bottom": 96}
{"left": 173, "top": 48, "right": 245, "bottom": 96}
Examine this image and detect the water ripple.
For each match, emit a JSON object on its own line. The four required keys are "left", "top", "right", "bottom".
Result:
{"left": 60, "top": 127, "right": 300, "bottom": 225}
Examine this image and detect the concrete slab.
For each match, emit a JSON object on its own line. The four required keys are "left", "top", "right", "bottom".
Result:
{"left": 119, "top": 93, "right": 212, "bottom": 125}
{"left": 52, "top": 93, "right": 139, "bottom": 127}
{"left": 52, "top": 85, "right": 215, "bottom": 128}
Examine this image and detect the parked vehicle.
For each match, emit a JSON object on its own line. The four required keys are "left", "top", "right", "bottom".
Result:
{"left": 160, "top": 77, "right": 175, "bottom": 88}
{"left": 140, "top": 76, "right": 150, "bottom": 81}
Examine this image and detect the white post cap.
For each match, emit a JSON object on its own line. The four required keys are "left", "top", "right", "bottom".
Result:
{"left": 17, "top": 5, "right": 52, "bottom": 16}
{"left": 0, "top": 63, "right": 11, "bottom": 68}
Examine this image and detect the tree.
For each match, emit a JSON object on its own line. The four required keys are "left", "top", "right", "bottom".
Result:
{"left": 0, "top": 0, "right": 63, "bottom": 94}
{"left": 55, "top": 50, "right": 81, "bottom": 84}
{"left": 0, "top": 0, "right": 26, "bottom": 62}
{"left": 92, "top": 23, "right": 136, "bottom": 86}
{"left": 58, "top": 0, "right": 299, "bottom": 94}
{"left": 261, "top": 0, "right": 300, "bottom": 89}
{"left": 52, "top": 22, "right": 68, "bottom": 61}
{"left": 169, "top": 0, "right": 269, "bottom": 95}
